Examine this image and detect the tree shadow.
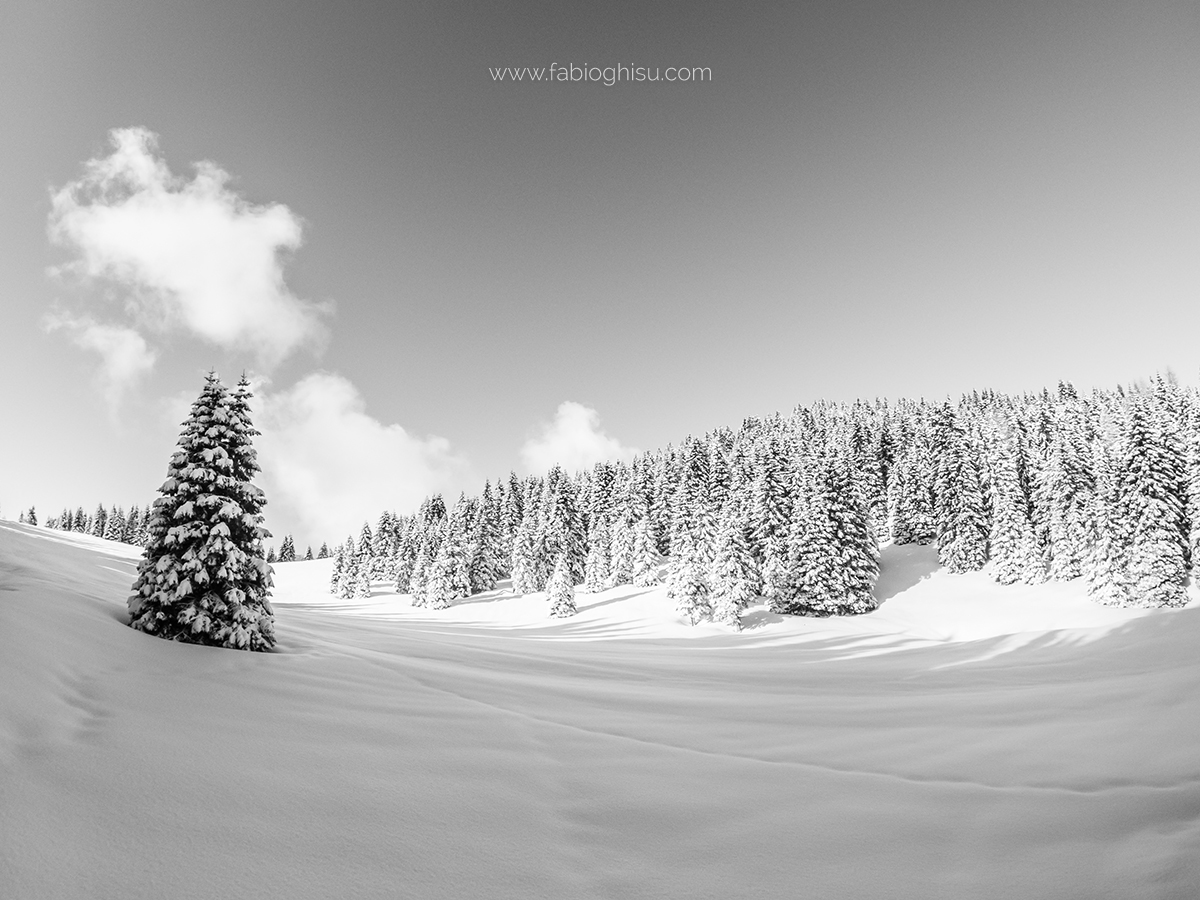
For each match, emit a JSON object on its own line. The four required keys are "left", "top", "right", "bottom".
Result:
{"left": 874, "top": 543, "right": 940, "bottom": 604}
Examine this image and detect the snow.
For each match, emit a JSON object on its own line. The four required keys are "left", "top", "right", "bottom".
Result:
{"left": 3, "top": 520, "right": 1199, "bottom": 898}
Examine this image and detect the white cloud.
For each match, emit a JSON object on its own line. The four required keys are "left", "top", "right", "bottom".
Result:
{"left": 255, "top": 372, "right": 469, "bottom": 544}
{"left": 48, "top": 127, "right": 327, "bottom": 368}
{"left": 44, "top": 312, "right": 156, "bottom": 403}
{"left": 520, "top": 401, "right": 637, "bottom": 475}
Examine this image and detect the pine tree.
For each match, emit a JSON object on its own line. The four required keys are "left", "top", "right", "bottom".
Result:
{"left": 103, "top": 506, "right": 126, "bottom": 542}
{"left": 1122, "top": 401, "right": 1188, "bottom": 607}
{"left": 329, "top": 542, "right": 346, "bottom": 594}
{"left": 709, "top": 504, "right": 756, "bottom": 629}
{"left": 666, "top": 533, "right": 713, "bottom": 625}
{"left": 987, "top": 427, "right": 1045, "bottom": 585}
{"left": 408, "top": 536, "right": 434, "bottom": 605}
{"left": 317, "top": 542, "right": 330, "bottom": 559}
{"left": 266, "top": 546, "right": 278, "bottom": 563}
{"left": 546, "top": 553, "right": 577, "bottom": 618}
{"left": 1086, "top": 438, "right": 1131, "bottom": 605}
{"left": 127, "top": 372, "right": 275, "bottom": 650}
{"left": 510, "top": 516, "right": 541, "bottom": 595}
{"left": 336, "top": 534, "right": 358, "bottom": 599}
{"left": 631, "top": 518, "right": 660, "bottom": 586}
{"left": 934, "top": 407, "right": 989, "bottom": 573}
{"left": 582, "top": 519, "right": 612, "bottom": 592}
{"left": 607, "top": 513, "right": 636, "bottom": 588}
{"left": 279, "top": 534, "right": 296, "bottom": 562}
{"left": 304, "top": 545, "right": 314, "bottom": 561}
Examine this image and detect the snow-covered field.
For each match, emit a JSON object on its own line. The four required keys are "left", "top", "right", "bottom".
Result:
{"left": 3, "top": 519, "right": 1199, "bottom": 898}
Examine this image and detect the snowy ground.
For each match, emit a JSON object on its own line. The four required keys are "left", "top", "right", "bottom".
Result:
{"left": 3, "top": 520, "right": 1199, "bottom": 899}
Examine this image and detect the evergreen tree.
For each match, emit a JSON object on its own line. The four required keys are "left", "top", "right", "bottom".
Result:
{"left": 127, "top": 372, "right": 275, "bottom": 650}
{"left": 934, "top": 408, "right": 989, "bottom": 573}
{"left": 1086, "top": 438, "right": 1131, "bottom": 605}
{"left": 582, "top": 519, "right": 612, "bottom": 592}
{"left": 317, "top": 542, "right": 330, "bottom": 559}
{"left": 666, "top": 533, "right": 713, "bottom": 625}
{"left": 1122, "top": 401, "right": 1188, "bottom": 607}
{"left": 408, "top": 537, "right": 434, "bottom": 605}
{"left": 329, "top": 542, "right": 346, "bottom": 594}
{"left": 103, "top": 506, "right": 126, "bottom": 542}
{"left": 266, "top": 546, "right": 278, "bottom": 563}
{"left": 607, "top": 513, "right": 636, "bottom": 588}
{"left": 279, "top": 534, "right": 296, "bottom": 562}
{"left": 304, "top": 546, "right": 314, "bottom": 561}
{"left": 631, "top": 518, "right": 660, "bottom": 586}
{"left": 546, "top": 553, "right": 577, "bottom": 618}
{"left": 709, "top": 504, "right": 756, "bottom": 630}
{"left": 987, "top": 426, "right": 1045, "bottom": 585}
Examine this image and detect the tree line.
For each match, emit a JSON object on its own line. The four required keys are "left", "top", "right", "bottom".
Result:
{"left": 326, "top": 374, "right": 1199, "bottom": 628}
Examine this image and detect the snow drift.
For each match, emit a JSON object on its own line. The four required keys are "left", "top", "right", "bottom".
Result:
{"left": 2, "top": 521, "right": 1199, "bottom": 899}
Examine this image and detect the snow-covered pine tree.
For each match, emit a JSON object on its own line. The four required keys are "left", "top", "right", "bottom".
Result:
{"left": 352, "top": 552, "right": 373, "bottom": 598}
{"left": 607, "top": 513, "right": 636, "bottom": 588}
{"left": 279, "top": 534, "right": 296, "bottom": 562}
{"left": 125, "top": 505, "right": 141, "bottom": 543}
{"left": 933, "top": 406, "right": 989, "bottom": 573}
{"left": 1035, "top": 408, "right": 1092, "bottom": 581}
{"left": 356, "top": 522, "right": 374, "bottom": 578}
{"left": 543, "top": 468, "right": 586, "bottom": 584}
{"left": 666, "top": 532, "right": 713, "bottom": 625}
{"left": 266, "top": 545, "right": 278, "bottom": 563}
{"left": 582, "top": 519, "right": 612, "bottom": 592}
{"left": 468, "top": 481, "right": 502, "bottom": 593}
{"left": 329, "top": 542, "right": 346, "bottom": 594}
{"left": 749, "top": 437, "right": 790, "bottom": 562}
{"left": 103, "top": 506, "right": 126, "bottom": 542}
{"left": 304, "top": 545, "right": 313, "bottom": 561}
{"left": 425, "top": 501, "right": 471, "bottom": 609}
{"left": 371, "top": 512, "right": 393, "bottom": 579}
{"left": 89, "top": 504, "right": 106, "bottom": 537}
{"left": 317, "top": 542, "right": 330, "bottom": 559}
{"left": 631, "top": 517, "right": 660, "bottom": 586}
{"left": 1121, "top": 399, "right": 1188, "bottom": 607}
{"left": 987, "top": 422, "right": 1045, "bottom": 585}
{"left": 408, "top": 535, "right": 434, "bottom": 605}
{"left": 336, "top": 534, "right": 358, "bottom": 599}
{"left": 546, "top": 553, "right": 577, "bottom": 618}
{"left": 709, "top": 502, "right": 756, "bottom": 629}
{"left": 1086, "top": 417, "right": 1132, "bottom": 605}
{"left": 509, "top": 516, "right": 541, "bottom": 594}
{"left": 127, "top": 372, "right": 275, "bottom": 650}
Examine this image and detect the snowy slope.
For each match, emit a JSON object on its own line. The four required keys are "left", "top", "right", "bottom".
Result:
{"left": 2, "top": 520, "right": 1199, "bottom": 899}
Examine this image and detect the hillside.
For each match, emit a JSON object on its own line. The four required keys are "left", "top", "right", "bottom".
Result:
{"left": 2, "top": 520, "right": 1199, "bottom": 899}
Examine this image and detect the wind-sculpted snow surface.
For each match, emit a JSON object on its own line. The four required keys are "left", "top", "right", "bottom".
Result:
{"left": 2, "top": 521, "right": 1199, "bottom": 899}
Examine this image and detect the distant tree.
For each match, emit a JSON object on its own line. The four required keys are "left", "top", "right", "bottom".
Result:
{"left": 582, "top": 520, "right": 612, "bottom": 592}
{"left": 631, "top": 518, "right": 660, "bottom": 587}
{"left": 304, "top": 545, "right": 314, "bottom": 561}
{"left": 127, "top": 372, "right": 275, "bottom": 650}
{"left": 266, "top": 546, "right": 279, "bottom": 563}
{"left": 317, "top": 542, "right": 329, "bottom": 559}
{"left": 546, "top": 553, "right": 577, "bottom": 618}
{"left": 278, "top": 534, "right": 296, "bottom": 562}
{"left": 934, "top": 407, "right": 989, "bottom": 573}
{"left": 666, "top": 533, "right": 712, "bottom": 625}
{"left": 709, "top": 503, "right": 756, "bottom": 629}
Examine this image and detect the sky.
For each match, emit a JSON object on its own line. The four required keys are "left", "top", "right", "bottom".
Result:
{"left": 2, "top": 0, "right": 1198, "bottom": 547}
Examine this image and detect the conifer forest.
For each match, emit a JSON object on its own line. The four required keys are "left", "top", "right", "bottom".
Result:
{"left": 311, "top": 374, "right": 1200, "bottom": 626}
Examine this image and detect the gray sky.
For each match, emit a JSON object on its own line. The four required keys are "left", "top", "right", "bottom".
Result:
{"left": 2, "top": 0, "right": 1199, "bottom": 545}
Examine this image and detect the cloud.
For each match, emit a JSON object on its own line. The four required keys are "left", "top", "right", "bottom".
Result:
{"left": 44, "top": 312, "right": 156, "bottom": 403}
{"left": 520, "top": 401, "right": 637, "bottom": 475}
{"left": 255, "top": 372, "right": 470, "bottom": 543}
{"left": 48, "top": 127, "right": 327, "bottom": 368}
